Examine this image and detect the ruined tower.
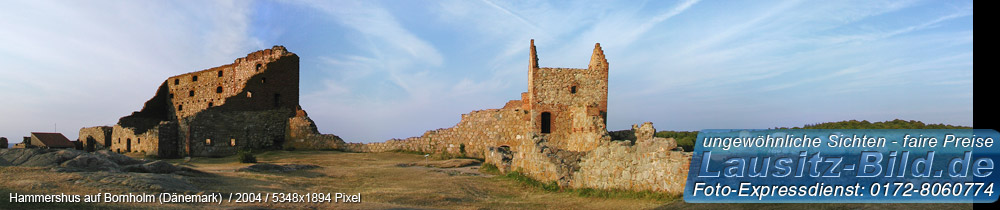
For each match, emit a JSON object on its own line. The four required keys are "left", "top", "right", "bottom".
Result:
{"left": 520, "top": 39, "right": 609, "bottom": 151}
{"left": 106, "top": 46, "right": 334, "bottom": 157}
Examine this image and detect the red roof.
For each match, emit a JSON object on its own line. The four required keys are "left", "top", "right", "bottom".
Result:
{"left": 30, "top": 132, "right": 75, "bottom": 148}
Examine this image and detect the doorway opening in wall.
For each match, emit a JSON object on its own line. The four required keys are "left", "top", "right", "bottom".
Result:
{"left": 126, "top": 138, "right": 131, "bottom": 152}
{"left": 541, "top": 112, "right": 551, "bottom": 134}
{"left": 85, "top": 137, "right": 95, "bottom": 152}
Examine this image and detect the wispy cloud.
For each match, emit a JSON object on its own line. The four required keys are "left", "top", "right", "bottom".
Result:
{"left": 0, "top": 0, "right": 973, "bottom": 142}
{"left": 0, "top": 0, "right": 255, "bottom": 140}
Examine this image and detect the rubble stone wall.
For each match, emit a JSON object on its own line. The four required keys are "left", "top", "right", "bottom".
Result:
{"left": 343, "top": 108, "right": 532, "bottom": 159}
{"left": 181, "top": 109, "right": 292, "bottom": 157}
{"left": 571, "top": 137, "right": 690, "bottom": 194}
{"left": 79, "top": 126, "right": 113, "bottom": 151}
{"left": 110, "top": 121, "right": 176, "bottom": 157}
{"left": 285, "top": 108, "right": 345, "bottom": 150}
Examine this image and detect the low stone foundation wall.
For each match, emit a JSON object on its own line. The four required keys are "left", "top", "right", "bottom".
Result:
{"left": 571, "top": 137, "right": 690, "bottom": 194}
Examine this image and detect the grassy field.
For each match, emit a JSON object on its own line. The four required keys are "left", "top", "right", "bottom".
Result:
{"left": 0, "top": 150, "right": 977, "bottom": 209}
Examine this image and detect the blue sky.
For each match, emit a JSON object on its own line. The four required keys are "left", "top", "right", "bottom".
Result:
{"left": 0, "top": 0, "right": 973, "bottom": 143}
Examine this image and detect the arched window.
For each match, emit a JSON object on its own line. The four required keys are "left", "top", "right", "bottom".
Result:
{"left": 571, "top": 86, "right": 577, "bottom": 94}
{"left": 256, "top": 63, "right": 262, "bottom": 71}
{"left": 189, "top": 90, "right": 195, "bottom": 97}
{"left": 192, "top": 76, "right": 198, "bottom": 82}
{"left": 178, "top": 105, "right": 183, "bottom": 111}
{"left": 208, "top": 102, "right": 213, "bottom": 107}
{"left": 216, "top": 86, "right": 223, "bottom": 93}
{"left": 218, "top": 70, "right": 223, "bottom": 77}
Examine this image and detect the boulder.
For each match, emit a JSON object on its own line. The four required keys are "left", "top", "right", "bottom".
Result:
{"left": 20, "top": 149, "right": 85, "bottom": 167}
{"left": 59, "top": 154, "right": 120, "bottom": 172}
{"left": 95, "top": 150, "right": 145, "bottom": 165}
{"left": 142, "top": 160, "right": 181, "bottom": 174}
{"left": 0, "top": 148, "right": 46, "bottom": 165}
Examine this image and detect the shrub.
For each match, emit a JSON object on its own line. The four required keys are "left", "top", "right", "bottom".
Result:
{"left": 238, "top": 150, "right": 257, "bottom": 163}
{"left": 479, "top": 163, "right": 500, "bottom": 174}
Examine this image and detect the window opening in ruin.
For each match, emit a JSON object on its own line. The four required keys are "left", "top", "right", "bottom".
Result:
{"left": 192, "top": 76, "right": 198, "bottom": 81}
{"left": 218, "top": 70, "right": 223, "bottom": 77}
{"left": 174, "top": 79, "right": 179, "bottom": 85}
{"left": 247, "top": 91, "right": 252, "bottom": 98}
{"left": 189, "top": 90, "right": 194, "bottom": 97}
{"left": 169, "top": 93, "right": 174, "bottom": 99}
{"left": 178, "top": 105, "right": 183, "bottom": 111}
{"left": 137, "top": 138, "right": 140, "bottom": 144}
{"left": 230, "top": 139, "right": 236, "bottom": 146}
{"left": 273, "top": 94, "right": 281, "bottom": 107}
{"left": 571, "top": 86, "right": 577, "bottom": 94}
{"left": 541, "top": 112, "right": 552, "bottom": 134}
{"left": 261, "top": 77, "right": 266, "bottom": 84}
{"left": 208, "top": 102, "right": 213, "bottom": 107}
{"left": 126, "top": 138, "right": 131, "bottom": 152}
{"left": 216, "top": 86, "right": 223, "bottom": 93}
{"left": 206, "top": 139, "right": 212, "bottom": 146}
{"left": 256, "top": 63, "right": 262, "bottom": 71}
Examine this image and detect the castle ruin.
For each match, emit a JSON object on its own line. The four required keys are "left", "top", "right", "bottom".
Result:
{"left": 343, "top": 40, "right": 691, "bottom": 193}
{"left": 88, "top": 46, "right": 343, "bottom": 158}
{"left": 76, "top": 42, "right": 690, "bottom": 193}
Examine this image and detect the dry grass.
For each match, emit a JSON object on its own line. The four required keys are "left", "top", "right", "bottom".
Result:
{"left": 0, "top": 151, "right": 977, "bottom": 209}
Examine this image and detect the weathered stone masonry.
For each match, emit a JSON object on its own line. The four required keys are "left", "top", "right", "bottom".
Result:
{"left": 344, "top": 40, "right": 691, "bottom": 194}
{"left": 96, "top": 46, "right": 343, "bottom": 157}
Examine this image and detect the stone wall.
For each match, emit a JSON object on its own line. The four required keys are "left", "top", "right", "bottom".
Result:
{"left": 482, "top": 122, "right": 690, "bottom": 193}
{"left": 79, "top": 126, "right": 113, "bottom": 151}
{"left": 103, "top": 46, "right": 309, "bottom": 157}
{"left": 180, "top": 109, "right": 292, "bottom": 157}
{"left": 110, "top": 121, "right": 177, "bottom": 157}
{"left": 522, "top": 41, "right": 610, "bottom": 152}
{"left": 285, "top": 107, "right": 345, "bottom": 150}
{"left": 571, "top": 137, "right": 689, "bottom": 194}
{"left": 343, "top": 108, "right": 532, "bottom": 159}
{"left": 167, "top": 46, "right": 299, "bottom": 119}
